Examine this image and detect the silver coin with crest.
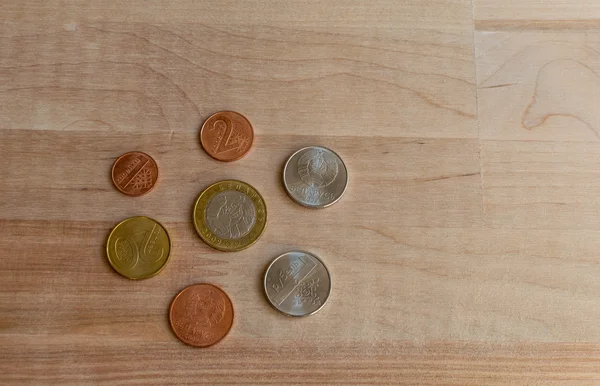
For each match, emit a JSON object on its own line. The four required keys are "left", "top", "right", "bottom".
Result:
{"left": 264, "top": 251, "right": 331, "bottom": 317}
{"left": 283, "top": 146, "right": 348, "bottom": 208}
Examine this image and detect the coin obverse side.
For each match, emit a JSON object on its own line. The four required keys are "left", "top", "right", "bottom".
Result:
{"left": 283, "top": 146, "right": 348, "bottom": 208}
{"left": 264, "top": 251, "right": 332, "bottom": 317}
{"left": 106, "top": 216, "right": 171, "bottom": 280}
{"left": 200, "top": 111, "right": 254, "bottom": 162}
{"left": 193, "top": 180, "right": 267, "bottom": 252}
{"left": 111, "top": 151, "right": 159, "bottom": 196}
{"left": 169, "top": 283, "right": 234, "bottom": 348}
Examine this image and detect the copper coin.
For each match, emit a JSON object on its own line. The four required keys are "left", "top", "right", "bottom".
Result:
{"left": 111, "top": 151, "right": 158, "bottom": 196}
{"left": 200, "top": 111, "right": 254, "bottom": 162}
{"left": 169, "top": 283, "right": 234, "bottom": 348}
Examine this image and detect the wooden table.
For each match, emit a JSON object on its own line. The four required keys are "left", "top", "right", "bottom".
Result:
{"left": 2, "top": 1, "right": 600, "bottom": 384}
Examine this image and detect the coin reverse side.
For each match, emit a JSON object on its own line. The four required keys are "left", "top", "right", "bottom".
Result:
{"left": 264, "top": 251, "right": 331, "bottom": 317}
{"left": 111, "top": 151, "right": 159, "bottom": 196}
{"left": 200, "top": 111, "right": 254, "bottom": 162}
{"left": 106, "top": 216, "right": 171, "bottom": 280}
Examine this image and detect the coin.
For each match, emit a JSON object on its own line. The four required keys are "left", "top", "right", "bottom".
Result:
{"left": 169, "top": 283, "right": 234, "bottom": 348}
{"left": 283, "top": 146, "right": 348, "bottom": 208}
{"left": 111, "top": 151, "right": 159, "bottom": 196}
{"left": 193, "top": 180, "right": 267, "bottom": 252}
{"left": 106, "top": 216, "right": 171, "bottom": 280}
{"left": 264, "top": 251, "right": 331, "bottom": 317}
{"left": 200, "top": 111, "right": 254, "bottom": 162}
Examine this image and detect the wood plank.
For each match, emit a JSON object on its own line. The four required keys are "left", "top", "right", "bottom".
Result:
{"left": 475, "top": 30, "right": 600, "bottom": 142}
{"left": 481, "top": 140, "right": 600, "bottom": 230}
{"left": 0, "top": 0, "right": 474, "bottom": 30}
{"left": 0, "top": 130, "right": 483, "bottom": 226}
{"left": 2, "top": 219, "right": 600, "bottom": 343}
{"left": 1, "top": 340, "right": 599, "bottom": 384}
{"left": 0, "top": 20, "right": 476, "bottom": 138}
{"left": 2, "top": 218, "right": 600, "bottom": 384}
{"left": 475, "top": 0, "right": 600, "bottom": 28}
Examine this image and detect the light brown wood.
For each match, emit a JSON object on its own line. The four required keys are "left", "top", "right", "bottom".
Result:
{"left": 1, "top": 0, "right": 600, "bottom": 384}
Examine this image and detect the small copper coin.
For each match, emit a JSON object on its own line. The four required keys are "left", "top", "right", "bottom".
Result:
{"left": 111, "top": 151, "right": 158, "bottom": 196}
{"left": 200, "top": 111, "right": 254, "bottom": 162}
{"left": 169, "top": 283, "right": 234, "bottom": 348}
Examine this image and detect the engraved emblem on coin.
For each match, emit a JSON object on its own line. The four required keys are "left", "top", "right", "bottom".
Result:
{"left": 185, "top": 289, "right": 226, "bottom": 328}
{"left": 131, "top": 167, "right": 153, "bottom": 191}
{"left": 205, "top": 191, "right": 257, "bottom": 239}
{"left": 114, "top": 237, "right": 137, "bottom": 270}
{"left": 294, "top": 278, "right": 321, "bottom": 306}
{"left": 297, "top": 149, "right": 338, "bottom": 188}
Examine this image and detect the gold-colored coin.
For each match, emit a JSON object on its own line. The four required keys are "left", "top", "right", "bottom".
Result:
{"left": 193, "top": 180, "right": 267, "bottom": 252}
{"left": 106, "top": 216, "right": 172, "bottom": 279}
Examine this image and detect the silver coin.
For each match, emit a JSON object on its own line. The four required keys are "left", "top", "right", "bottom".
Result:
{"left": 283, "top": 146, "right": 348, "bottom": 208}
{"left": 205, "top": 190, "right": 257, "bottom": 239}
{"left": 264, "top": 251, "right": 331, "bottom": 317}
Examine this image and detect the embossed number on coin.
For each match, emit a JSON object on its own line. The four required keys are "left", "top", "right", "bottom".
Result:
{"left": 264, "top": 251, "right": 331, "bottom": 317}
{"left": 283, "top": 146, "right": 348, "bottom": 208}
{"left": 106, "top": 216, "right": 171, "bottom": 280}
{"left": 169, "top": 283, "right": 234, "bottom": 347}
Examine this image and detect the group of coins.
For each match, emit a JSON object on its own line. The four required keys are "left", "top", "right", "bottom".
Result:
{"left": 106, "top": 111, "right": 348, "bottom": 347}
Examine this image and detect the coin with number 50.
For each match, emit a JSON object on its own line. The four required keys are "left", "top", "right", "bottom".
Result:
{"left": 106, "top": 216, "right": 172, "bottom": 280}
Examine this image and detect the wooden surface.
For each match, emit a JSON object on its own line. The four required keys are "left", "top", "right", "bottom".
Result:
{"left": 2, "top": 1, "right": 600, "bottom": 384}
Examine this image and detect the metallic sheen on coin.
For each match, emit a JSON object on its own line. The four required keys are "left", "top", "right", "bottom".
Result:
{"left": 193, "top": 180, "right": 267, "bottom": 252}
{"left": 200, "top": 111, "right": 254, "bottom": 162}
{"left": 106, "top": 216, "right": 171, "bottom": 280}
{"left": 111, "top": 151, "right": 159, "bottom": 196}
{"left": 169, "top": 283, "right": 234, "bottom": 348}
{"left": 283, "top": 146, "right": 348, "bottom": 208}
{"left": 264, "top": 251, "right": 331, "bottom": 317}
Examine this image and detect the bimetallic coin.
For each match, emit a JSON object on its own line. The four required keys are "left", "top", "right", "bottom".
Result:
{"left": 111, "top": 151, "right": 159, "bottom": 196}
{"left": 264, "top": 251, "right": 331, "bottom": 317}
{"left": 106, "top": 216, "right": 171, "bottom": 280}
{"left": 283, "top": 146, "right": 348, "bottom": 208}
{"left": 193, "top": 180, "right": 267, "bottom": 252}
{"left": 200, "top": 111, "right": 254, "bottom": 162}
{"left": 169, "top": 283, "right": 234, "bottom": 348}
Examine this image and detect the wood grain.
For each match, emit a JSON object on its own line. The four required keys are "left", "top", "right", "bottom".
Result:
{"left": 1, "top": 0, "right": 600, "bottom": 384}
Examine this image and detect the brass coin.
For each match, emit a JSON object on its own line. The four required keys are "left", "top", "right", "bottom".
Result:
{"left": 193, "top": 180, "right": 267, "bottom": 252}
{"left": 106, "top": 216, "right": 171, "bottom": 279}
